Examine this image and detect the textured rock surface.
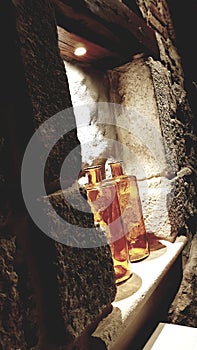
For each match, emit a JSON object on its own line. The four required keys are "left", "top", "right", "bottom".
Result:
{"left": 107, "top": 59, "right": 169, "bottom": 176}
{"left": 0, "top": 0, "right": 196, "bottom": 347}
{"left": 107, "top": 57, "right": 191, "bottom": 241}
{"left": 135, "top": 0, "right": 184, "bottom": 85}
{"left": 65, "top": 62, "right": 117, "bottom": 170}
{"left": 0, "top": 0, "right": 117, "bottom": 349}
{"left": 15, "top": 0, "right": 81, "bottom": 191}
{"left": 38, "top": 181, "right": 116, "bottom": 336}
{"left": 0, "top": 2, "right": 38, "bottom": 349}
{"left": 135, "top": 0, "right": 197, "bottom": 327}
{"left": 0, "top": 236, "right": 25, "bottom": 349}
{"left": 124, "top": 0, "right": 197, "bottom": 329}
{"left": 15, "top": 0, "right": 116, "bottom": 346}
{"left": 168, "top": 234, "right": 197, "bottom": 327}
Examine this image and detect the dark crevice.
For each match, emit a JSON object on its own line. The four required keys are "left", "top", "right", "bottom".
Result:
{"left": 167, "top": 0, "right": 197, "bottom": 135}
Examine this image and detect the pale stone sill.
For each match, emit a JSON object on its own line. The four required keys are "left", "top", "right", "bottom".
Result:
{"left": 93, "top": 235, "right": 188, "bottom": 350}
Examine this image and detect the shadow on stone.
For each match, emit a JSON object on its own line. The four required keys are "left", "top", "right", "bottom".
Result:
{"left": 115, "top": 273, "right": 142, "bottom": 301}
{"left": 147, "top": 232, "right": 166, "bottom": 251}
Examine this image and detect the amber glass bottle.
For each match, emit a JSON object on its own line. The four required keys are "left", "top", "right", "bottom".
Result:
{"left": 84, "top": 165, "right": 131, "bottom": 284}
{"left": 109, "top": 161, "right": 150, "bottom": 262}
{"left": 84, "top": 165, "right": 103, "bottom": 226}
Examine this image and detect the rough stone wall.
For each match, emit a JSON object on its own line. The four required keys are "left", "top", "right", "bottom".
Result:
{"left": 64, "top": 62, "right": 117, "bottom": 173}
{"left": 0, "top": 236, "right": 25, "bottom": 349}
{"left": 0, "top": 2, "right": 34, "bottom": 348}
{"left": 136, "top": 0, "right": 183, "bottom": 80}
{"left": 120, "top": 0, "right": 196, "bottom": 328}
{"left": 0, "top": 1, "right": 116, "bottom": 349}
{"left": 168, "top": 233, "right": 197, "bottom": 327}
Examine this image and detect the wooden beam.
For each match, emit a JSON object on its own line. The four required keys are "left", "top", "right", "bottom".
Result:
{"left": 57, "top": 25, "right": 120, "bottom": 64}
{"left": 52, "top": 0, "right": 160, "bottom": 63}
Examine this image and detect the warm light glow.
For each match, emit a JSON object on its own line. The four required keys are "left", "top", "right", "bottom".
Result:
{"left": 74, "top": 46, "right": 87, "bottom": 56}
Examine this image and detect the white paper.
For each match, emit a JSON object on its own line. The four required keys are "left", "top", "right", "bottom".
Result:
{"left": 143, "top": 323, "right": 197, "bottom": 350}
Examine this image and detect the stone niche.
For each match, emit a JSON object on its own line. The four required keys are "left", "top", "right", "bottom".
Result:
{"left": 65, "top": 56, "right": 186, "bottom": 242}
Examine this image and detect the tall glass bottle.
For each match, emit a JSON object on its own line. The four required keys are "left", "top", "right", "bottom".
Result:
{"left": 84, "top": 165, "right": 103, "bottom": 226}
{"left": 109, "top": 161, "right": 150, "bottom": 262}
{"left": 84, "top": 165, "right": 131, "bottom": 284}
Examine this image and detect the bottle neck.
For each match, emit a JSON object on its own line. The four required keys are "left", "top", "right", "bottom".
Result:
{"left": 84, "top": 166, "right": 102, "bottom": 185}
{"left": 109, "top": 161, "right": 124, "bottom": 177}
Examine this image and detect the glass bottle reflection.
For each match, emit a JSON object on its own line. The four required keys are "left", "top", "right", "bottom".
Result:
{"left": 84, "top": 165, "right": 131, "bottom": 284}
{"left": 109, "top": 161, "right": 150, "bottom": 262}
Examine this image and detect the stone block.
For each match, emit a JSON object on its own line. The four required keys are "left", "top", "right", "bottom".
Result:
{"left": 168, "top": 234, "right": 197, "bottom": 327}
{"left": 15, "top": 0, "right": 81, "bottom": 191}
{"left": 37, "top": 181, "right": 117, "bottom": 339}
{"left": 0, "top": 236, "right": 25, "bottom": 349}
{"left": 138, "top": 175, "right": 188, "bottom": 241}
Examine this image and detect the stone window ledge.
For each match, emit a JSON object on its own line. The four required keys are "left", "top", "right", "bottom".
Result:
{"left": 93, "top": 235, "right": 188, "bottom": 350}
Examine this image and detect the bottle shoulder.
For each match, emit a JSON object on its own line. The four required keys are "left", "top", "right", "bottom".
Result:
{"left": 85, "top": 182, "right": 102, "bottom": 190}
